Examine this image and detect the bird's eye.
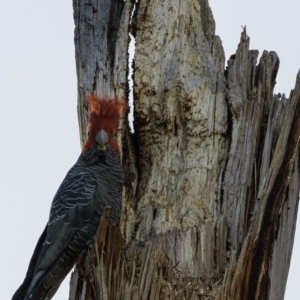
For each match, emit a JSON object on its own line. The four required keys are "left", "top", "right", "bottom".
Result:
{"left": 115, "top": 133, "right": 117, "bottom": 137}
{"left": 88, "top": 132, "right": 91, "bottom": 137}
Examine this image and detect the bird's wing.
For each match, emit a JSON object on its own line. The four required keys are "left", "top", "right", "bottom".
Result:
{"left": 35, "top": 167, "right": 98, "bottom": 271}
{"left": 13, "top": 166, "right": 98, "bottom": 300}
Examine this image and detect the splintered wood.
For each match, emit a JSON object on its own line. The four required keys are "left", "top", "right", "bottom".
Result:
{"left": 73, "top": 0, "right": 300, "bottom": 299}
{"left": 69, "top": 208, "right": 124, "bottom": 300}
{"left": 70, "top": 208, "right": 204, "bottom": 300}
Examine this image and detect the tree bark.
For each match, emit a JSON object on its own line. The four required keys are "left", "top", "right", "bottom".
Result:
{"left": 70, "top": 0, "right": 300, "bottom": 299}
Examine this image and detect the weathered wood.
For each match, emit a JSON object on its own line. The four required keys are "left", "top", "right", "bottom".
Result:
{"left": 216, "top": 67, "right": 300, "bottom": 300}
{"left": 69, "top": 208, "right": 125, "bottom": 300}
{"left": 268, "top": 155, "right": 299, "bottom": 300}
{"left": 130, "top": 1, "right": 227, "bottom": 282}
{"left": 72, "top": 0, "right": 300, "bottom": 299}
{"left": 73, "top": 0, "right": 131, "bottom": 146}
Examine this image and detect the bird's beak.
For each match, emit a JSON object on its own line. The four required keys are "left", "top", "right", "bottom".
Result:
{"left": 95, "top": 129, "right": 108, "bottom": 153}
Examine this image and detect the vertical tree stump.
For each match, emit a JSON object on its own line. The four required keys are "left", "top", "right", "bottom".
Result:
{"left": 71, "top": 0, "right": 300, "bottom": 299}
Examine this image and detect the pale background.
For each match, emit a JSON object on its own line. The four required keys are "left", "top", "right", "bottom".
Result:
{"left": 0, "top": 1, "right": 299, "bottom": 299}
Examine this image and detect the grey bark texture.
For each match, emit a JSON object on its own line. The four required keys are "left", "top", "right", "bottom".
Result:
{"left": 71, "top": 0, "right": 300, "bottom": 299}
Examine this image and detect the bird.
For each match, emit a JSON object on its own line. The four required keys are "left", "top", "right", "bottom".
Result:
{"left": 12, "top": 95, "right": 128, "bottom": 300}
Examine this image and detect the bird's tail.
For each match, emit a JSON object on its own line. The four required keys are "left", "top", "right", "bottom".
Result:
{"left": 12, "top": 276, "right": 32, "bottom": 300}
{"left": 11, "top": 226, "right": 48, "bottom": 300}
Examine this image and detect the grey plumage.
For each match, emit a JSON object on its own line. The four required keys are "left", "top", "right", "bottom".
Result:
{"left": 12, "top": 145, "right": 124, "bottom": 300}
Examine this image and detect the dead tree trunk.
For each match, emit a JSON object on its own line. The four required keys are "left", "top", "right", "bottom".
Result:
{"left": 70, "top": 0, "right": 300, "bottom": 299}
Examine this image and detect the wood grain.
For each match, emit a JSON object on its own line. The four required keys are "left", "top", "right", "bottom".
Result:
{"left": 71, "top": 0, "right": 300, "bottom": 299}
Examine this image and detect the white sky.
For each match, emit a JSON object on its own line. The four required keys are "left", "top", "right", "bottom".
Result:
{"left": 0, "top": 1, "right": 299, "bottom": 299}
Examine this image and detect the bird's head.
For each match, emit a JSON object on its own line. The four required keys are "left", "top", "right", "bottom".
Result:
{"left": 82, "top": 95, "right": 128, "bottom": 153}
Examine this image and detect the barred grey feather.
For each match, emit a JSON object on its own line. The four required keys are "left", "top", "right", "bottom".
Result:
{"left": 12, "top": 145, "right": 124, "bottom": 300}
